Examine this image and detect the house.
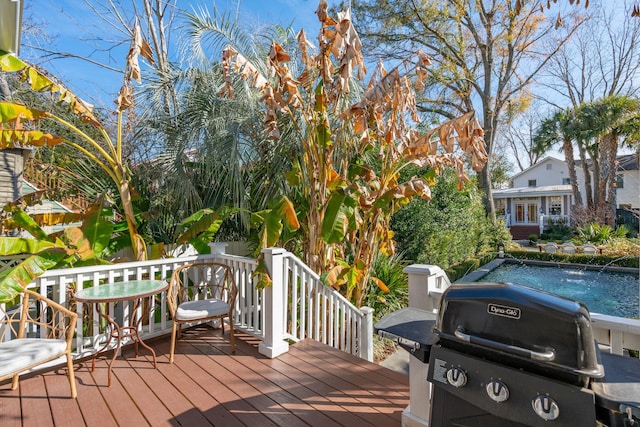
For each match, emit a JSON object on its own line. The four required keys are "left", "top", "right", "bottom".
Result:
{"left": 493, "top": 154, "right": 639, "bottom": 240}
{"left": 1, "top": 148, "right": 78, "bottom": 236}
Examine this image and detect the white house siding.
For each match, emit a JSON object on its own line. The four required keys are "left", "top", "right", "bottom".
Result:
{"left": 0, "top": 148, "right": 27, "bottom": 206}
{"left": 511, "top": 156, "right": 587, "bottom": 203}
{"left": 616, "top": 169, "right": 640, "bottom": 209}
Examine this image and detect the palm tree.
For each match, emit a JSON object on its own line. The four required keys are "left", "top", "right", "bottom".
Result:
{"left": 132, "top": 10, "right": 299, "bottom": 243}
{"left": 576, "top": 96, "right": 640, "bottom": 225}
{"left": 534, "top": 109, "right": 583, "bottom": 206}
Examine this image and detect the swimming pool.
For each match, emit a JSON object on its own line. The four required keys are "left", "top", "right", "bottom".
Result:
{"left": 471, "top": 261, "right": 639, "bottom": 318}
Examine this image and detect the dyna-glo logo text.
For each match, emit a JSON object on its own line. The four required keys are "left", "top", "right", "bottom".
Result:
{"left": 487, "top": 303, "right": 521, "bottom": 319}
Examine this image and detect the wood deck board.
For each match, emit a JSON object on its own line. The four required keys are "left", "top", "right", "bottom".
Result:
{"left": 0, "top": 382, "right": 22, "bottom": 427}
{"left": 43, "top": 371, "right": 85, "bottom": 427}
{"left": 72, "top": 363, "right": 118, "bottom": 427}
{"left": 0, "top": 326, "right": 409, "bottom": 426}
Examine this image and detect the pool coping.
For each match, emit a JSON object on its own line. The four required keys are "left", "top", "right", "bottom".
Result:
{"left": 456, "top": 257, "right": 640, "bottom": 283}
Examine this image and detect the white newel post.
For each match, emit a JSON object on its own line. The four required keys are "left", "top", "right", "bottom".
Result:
{"left": 401, "top": 264, "right": 451, "bottom": 427}
{"left": 258, "top": 248, "right": 290, "bottom": 358}
{"left": 208, "top": 242, "right": 228, "bottom": 256}
{"left": 359, "top": 306, "right": 374, "bottom": 362}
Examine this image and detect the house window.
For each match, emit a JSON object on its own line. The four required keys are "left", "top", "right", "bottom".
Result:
{"left": 549, "top": 196, "right": 562, "bottom": 216}
{"left": 615, "top": 174, "right": 624, "bottom": 189}
{"left": 528, "top": 179, "right": 537, "bottom": 187}
{"left": 546, "top": 164, "right": 552, "bottom": 170}
{"left": 562, "top": 178, "right": 570, "bottom": 185}
{"left": 495, "top": 199, "right": 506, "bottom": 216}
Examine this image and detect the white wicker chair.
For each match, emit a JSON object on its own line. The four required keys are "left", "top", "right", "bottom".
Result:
{"left": 167, "top": 262, "right": 238, "bottom": 363}
{"left": 0, "top": 290, "right": 78, "bottom": 398}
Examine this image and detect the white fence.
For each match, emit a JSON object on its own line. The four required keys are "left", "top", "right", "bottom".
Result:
{"left": 0, "top": 244, "right": 374, "bottom": 362}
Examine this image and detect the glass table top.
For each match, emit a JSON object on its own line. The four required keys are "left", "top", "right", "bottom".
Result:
{"left": 74, "top": 279, "right": 168, "bottom": 303}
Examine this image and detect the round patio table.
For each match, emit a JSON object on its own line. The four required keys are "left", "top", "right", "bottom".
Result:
{"left": 74, "top": 279, "right": 168, "bottom": 387}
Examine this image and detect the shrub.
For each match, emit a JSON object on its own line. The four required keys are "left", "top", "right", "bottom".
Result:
{"left": 545, "top": 219, "right": 574, "bottom": 241}
{"left": 575, "top": 223, "right": 628, "bottom": 245}
{"left": 391, "top": 169, "right": 508, "bottom": 270}
{"left": 367, "top": 252, "right": 409, "bottom": 321}
{"left": 528, "top": 234, "right": 539, "bottom": 242}
{"left": 505, "top": 250, "right": 639, "bottom": 268}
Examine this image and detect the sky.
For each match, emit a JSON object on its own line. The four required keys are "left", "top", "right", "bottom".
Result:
{"left": 20, "top": 0, "right": 334, "bottom": 107}
{"left": 16, "top": 0, "right": 639, "bottom": 170}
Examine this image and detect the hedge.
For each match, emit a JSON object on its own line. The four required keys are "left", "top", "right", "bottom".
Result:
{"left": 445, "top": 252, "right": 496, "bottom": 282}
{"left": 444, "top": 250, "right": 638, "bottom": 282}
{"left": 505, "top": 250, "right": 639, "bottom": 269}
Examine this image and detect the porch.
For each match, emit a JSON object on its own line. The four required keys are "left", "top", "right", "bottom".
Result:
{"left": 0, "top": 328, "right": 409, "bottom": 426}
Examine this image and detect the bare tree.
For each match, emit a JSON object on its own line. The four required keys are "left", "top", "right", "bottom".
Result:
{"left": 352, "top": 0, "right": 583, "bottom": 219}
{"left": 500, "top": 103, "right": 546, "bottom": 172}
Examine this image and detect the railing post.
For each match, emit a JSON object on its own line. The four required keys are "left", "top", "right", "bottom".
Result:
{"left": 402, "top": 264, "right": 451, "bottom": 427}
{"left": 258, "top": 248, "right": 290, "bottom": 358}
{"left": 359, "top": 306, "right": 374, "bottom": 362}
{"left": 208, "top": 242, "right": 227, "bottom": 257}
{"left": 403, "top": 264, "right": 449, "bottom": 312}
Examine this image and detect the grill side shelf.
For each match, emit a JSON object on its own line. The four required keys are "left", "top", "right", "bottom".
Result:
{"left": 373, "top": 307, "right": 438, "bottom": 363}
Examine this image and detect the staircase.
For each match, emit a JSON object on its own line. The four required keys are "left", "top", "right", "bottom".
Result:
{"left": 23, "top": 160, "right": 89, "bottom": 212}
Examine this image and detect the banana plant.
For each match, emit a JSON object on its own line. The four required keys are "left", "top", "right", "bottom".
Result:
{"left": 174, "top": 205, "right": 241, "bottom": 254}
{"left": 0, "top": 199, "right": 114, "bottom": 303}
{"left": 0, "top": 21, "right": 154, "bottom": 261}
{"left": 215, "top": 2, "right": 488, "bottom": 306}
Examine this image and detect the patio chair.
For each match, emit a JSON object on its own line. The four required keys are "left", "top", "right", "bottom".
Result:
{"left": 168, "top": 262, "right": 238, "bottom": 363}
{"left": 543, "top": 242, "right": 559, "bottom": 253}
{"left": 0, "top": 290, "right": 78, "bottom": 398}
{"left": 582, "top": 244, "right": 598, "bottom": 255}
{"left": 561, "top": 242, "right": 577, "bottom": 254}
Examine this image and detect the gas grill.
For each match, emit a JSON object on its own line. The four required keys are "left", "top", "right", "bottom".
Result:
{"left": 375, "top": 282, "right": 640, "bottom": 427}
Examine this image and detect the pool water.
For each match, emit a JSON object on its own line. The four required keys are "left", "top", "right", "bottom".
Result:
{"left": 478, "top": 263, "right": 639, "bottom": 318}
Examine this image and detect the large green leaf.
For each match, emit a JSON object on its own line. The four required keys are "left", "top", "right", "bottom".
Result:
{"left": 0, "top": 52, "right": 98, "bottom": 125}
{"left": 0, "top": 51, "right": 26, "bottom": 71}
{"left": 255, "top": 196, "right": 301, "bottom": 250}
{"left": 0, "top": 101, "right": 49, "bottom": 122}
{"left": 4, "top": 205, "right": 52, "bottom": 242}
{"left": 0, "top": 237, "right": 57, "bottom": 255}
{"left": 80, "top": 202, "right": 113, "bottom": 258}
{"left": 176, "top": 206, "right": 237, "bottom": 244}
{"left": 321, "top": 191, "right": 351, "bottom": 244}
{"left": 0, "top": 248, "right": 68, "bottom": 303}
{"left": 262, "top": 210, "right": 285, "bottom": 249}
{"left": 273, "top": 196, "right": 299, "bottom": 232}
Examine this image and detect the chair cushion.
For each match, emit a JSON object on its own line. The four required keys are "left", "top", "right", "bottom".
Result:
{"left": 0, "top": 338, "right": 68, "bottom": 377}
{"left": 176, "top": 299, "right": 230, "bottom": 321}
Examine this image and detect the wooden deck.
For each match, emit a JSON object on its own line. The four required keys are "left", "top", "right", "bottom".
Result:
{"left": 0, "top": 326, "right": 410, "bottom": 426}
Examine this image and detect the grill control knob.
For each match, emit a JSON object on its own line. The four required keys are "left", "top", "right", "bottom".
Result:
{"left": 486, "top": 380, "right": 509, "bottom": 402}
{"left": 446, "top": 367, "right": 467, "bottom": 388}
{"left": 532, "top": 395, "right": 560, "bottom": 421}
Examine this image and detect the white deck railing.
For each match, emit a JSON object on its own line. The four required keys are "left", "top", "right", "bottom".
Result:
{"left": 0, "top": 243, "right": 373, "bottom": 362}
{"left": 279, "top": 249, "right": 373, "bottom": 359}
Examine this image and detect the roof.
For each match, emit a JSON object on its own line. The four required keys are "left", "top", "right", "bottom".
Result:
{"left": 510, "top": 156, "right": 570, "bottom": 181}
{"left": 617, "top": 153, "right": 639, "bottom": 171}
{"left": 575, "top": 153, "right": 638, "bottom": 171}
{"left": 493, "top": 184, "right": 573, "bottom": 198}
{"left": 21, "top": 180, "right": 73, "bottom": 214}
{"left": 513, "top": 154, "right": 638, "bottom": 182}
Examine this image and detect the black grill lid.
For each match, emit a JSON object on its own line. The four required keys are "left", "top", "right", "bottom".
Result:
{"left": 433, "top": 282, "right": 604, "bottom": 379}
